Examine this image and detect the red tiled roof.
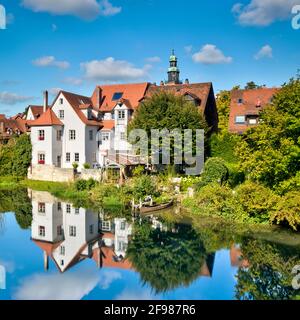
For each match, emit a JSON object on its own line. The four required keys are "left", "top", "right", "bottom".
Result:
{"left": 91, "top": 83, "right": 149, "bottom": 112}
{"left": 28, "top": 105, "right": 44, "bottom": 119}
{"left": 93, "top": 246, "right": 133, "bottom": 270}
{"left": 145, "top": 82, "right": 213, "bottom": 112}
{"left": 102, "top": 120, "right": 115, "bottom": 130}
{"left": 53, "top": 91, "right": 102, "bottom": 127}
{"left": 229, "top": 87, "right": 280, "bottom": 133}
{"left": 29, "top": 108, "right": 63, "bottom": 126}
{"left": 0, "top": 115, "right": 28, "bottom": 135}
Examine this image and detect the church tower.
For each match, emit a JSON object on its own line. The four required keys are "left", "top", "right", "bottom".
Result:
{"left": 167, "top": 50, "right": 181, "bottom": 85}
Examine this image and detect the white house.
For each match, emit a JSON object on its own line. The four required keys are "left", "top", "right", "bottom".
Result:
{"left": 31, "top": 191, "right": 100, "bottom": 272}
{"left": 30, "top": 90, "right": 102, "bottom": 171}
{"left": 28, "top": 52, "right": 218, "bottom": 176}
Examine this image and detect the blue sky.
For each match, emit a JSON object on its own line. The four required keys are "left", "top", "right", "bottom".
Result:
{"left": 0, "top": 0, "right": 299, "bottom": 115}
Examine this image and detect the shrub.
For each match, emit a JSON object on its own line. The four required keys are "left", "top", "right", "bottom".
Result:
{"left": 132, "top": 176, "right": 157, "bottom": 201}
{"left": 197, "top": 157, "right": 229, "bottom": 189}
{"left": 235, "top": 182, "right": 278, "bottom": 223}
{"left": 72, "top": 162, "right": 79, "bottom": 170}
{"left": 132, "top": 165, "right": 145, "bottom": 177}
{"left": 74, "top": 178, "right": 97, "bottom": 191}
{"left": 270, "top": 192, "right": 300, "bottom": 231}
{"left": 192, "top": 183, "right": 237, "bottom": 218}
{"left": 275, "top": 172, "right": 300, "bottom": 195}
{"left": 209, "top": 132, "right": 241, "bottom": 163}
{"left": 83, "top": 163, "right": 91, "bottom": 169}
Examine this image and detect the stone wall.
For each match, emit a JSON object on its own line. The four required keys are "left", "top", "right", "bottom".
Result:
{"left": 28, "top": 165, "right": 75, "bottom": 182}
{"left": 79, "top": 169, "right": 103, "bottom": 182}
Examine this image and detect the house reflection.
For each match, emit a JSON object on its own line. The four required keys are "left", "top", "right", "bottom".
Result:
{"left": 29, "top": 190, "right": 233, "bottom": 280}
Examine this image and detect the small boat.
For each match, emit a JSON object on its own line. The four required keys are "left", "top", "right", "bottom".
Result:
{"left": 140, "top": 200, "right": 174, "bottom": 214}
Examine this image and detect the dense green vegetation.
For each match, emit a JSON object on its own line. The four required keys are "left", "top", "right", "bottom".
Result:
{"left": 0, "top": 134, "right": 32, "bottom": 177}
{"left": 183, "top": 76, "right": 300, "bottom": 231}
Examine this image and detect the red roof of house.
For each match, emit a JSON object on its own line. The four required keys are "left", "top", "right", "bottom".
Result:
{"left": 102, "top": 120, "right": 115, "bottom": 130}
{"left": 53, "top": 91, "right": 102, "bottom": 127}
{"left": 145, "top": 82, "right": 213, "bottom": 112}
{"left": 0, "top": 115, "right": 28, "bottom": 136}
{"left": 91, "top": 83, "right": 149, "bottom": 112}
{"left": 29, "top": 108, "right": 63, "bottom": 126}
{"left": 229, "top": 87, "right": 280, "bottom": 133}
{"left": 93, "top": 246, "right": 134, "bottom": 270}
{"left": 28, "top": 105, "right": 44, "bottom": 119}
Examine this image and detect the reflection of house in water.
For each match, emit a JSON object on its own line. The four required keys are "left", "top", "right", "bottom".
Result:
{"left": 30, "top": 191, "right": 101, "bottom": 272}
{"left": 95, "top": 212, "right": 133, "bottom": 269}
{"left": 230, "top": 245, "right": 249, "bottom": 268}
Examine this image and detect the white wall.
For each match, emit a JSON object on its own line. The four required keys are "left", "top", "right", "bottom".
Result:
{"left": 31, "top": 126, "right": 54, "bottom": 165}
{"left": 52, "top": 93, "right": 91, "bottom": 170}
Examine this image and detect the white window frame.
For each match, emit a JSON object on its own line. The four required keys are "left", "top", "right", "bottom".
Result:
{"left": 69, "top": 130, "right": 76, "bottom": 140}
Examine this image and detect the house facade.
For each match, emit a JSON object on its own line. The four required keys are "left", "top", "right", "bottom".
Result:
{"left": 229, "top": 87, "right": 279, "bottom": 134}
{"left": 28, "top": 52, "right": 218, "bottom": 175}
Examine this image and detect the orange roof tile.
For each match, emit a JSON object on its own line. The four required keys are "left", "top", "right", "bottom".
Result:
{"left": 146, "top": 82, "right": 213, "bottom": 112}
{"left": 28, "top": 105, "right": 44, "bottom": 119}
{"left": 53, "top": 91, "right": 102, "bottom": 127}
{"left": 229, "top": 87, "right": 280, "bottom": 133}
{"left": 91, "top": 83, "right": 149, "bottom": 112}
{"left": 29, "top": 108, "right": 63, "bottom": 126}
{"left": 102, "top": 120, "right": 115, "bottom": 130}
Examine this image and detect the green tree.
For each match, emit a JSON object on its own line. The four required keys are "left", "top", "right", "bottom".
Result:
{"left": 128, "top": 92, "right": 208, "bottom": 164}
{"left": 244, "top": 81, "right": 264, "bottom": 90}
{"left": 236, "top": 77, "right": 300, "bottom": 189}
{"left": 215, "top": 90, "right": 231, "bottom": 134}
{"left": 0, "top": 134, "right": 32, "bottom": 177}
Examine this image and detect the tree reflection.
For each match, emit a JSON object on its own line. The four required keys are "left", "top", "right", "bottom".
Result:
{"left": 235, "top": 239, "right": 300, "bottom": 300}
{"left": 0, "top": 189, "right": 32, "bottom": 229}
{"left": 127, "top": 218, "right": 209, "bottom": 294}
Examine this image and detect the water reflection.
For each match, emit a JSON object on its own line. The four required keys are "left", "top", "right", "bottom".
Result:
{"left": 0, "top": 188, "right": 299, "bottom": 300}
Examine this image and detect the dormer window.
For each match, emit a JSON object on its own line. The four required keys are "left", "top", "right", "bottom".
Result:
{"left": 238, "top": 98, "right": 243, "bottom": 104}
{"left": 112, "top": 92, "right": 123, "bottom": 101}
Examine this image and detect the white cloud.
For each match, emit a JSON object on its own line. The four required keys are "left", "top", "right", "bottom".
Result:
{"left": 232, "top": 0, "right": 299, "bottom": 26}
{"left": 99, "top": 0, "right": 121, "bottom": 16}
{"left": 81, "top": 57, "right": 150, "bottom": 82}
{"left": 184, "top": 45, "right": 193, "bottom": 54}
{"left": 145, "top": 56, "right": 161, "bottom": 63}
{"left": 22, "top": 0, "right": 121, "bottom": 20}
{"left": 48, "top": 88, "right": 62, "bottom": 96}
{"left": 98, "top": 270, "right": 122, "bottom": 290}
{"left": 0, "top": 92, "right": 33, "bottom": 105}
{"left": 14, "top": 270, "right": 99, "bottom": 300}
{"left": 254, "top": 45, "right": 273, "bottom": 60}
{"left": 192, "top": 44, "right": 232, "bottom": 65}
{"left": 63, "top": 77, "right": 83, "bottom": 86}
{"left": 32, "top": 56, "right": 70, "bottom": 69}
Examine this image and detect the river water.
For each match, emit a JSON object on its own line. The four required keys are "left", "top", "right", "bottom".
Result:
{"left": 0, "top": 188, "right": 299, "bottom": 300}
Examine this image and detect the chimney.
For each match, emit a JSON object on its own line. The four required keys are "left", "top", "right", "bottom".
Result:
{"left": 96, "top": 87, "right": 102, "bottom": 110}
{"left": 43, "top": 90, "right": 48, "bottom": 113}
{"left": 43, "top": 251, "right": 49, "bottom": 271}
{"left": 185, "top": 79, "right": 189, "bottom": 85}
{"left": 0, "top": 121, "right": 4, "bottom": 133}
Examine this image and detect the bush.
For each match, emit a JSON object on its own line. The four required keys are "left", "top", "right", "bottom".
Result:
{"left": 275, "top": 172, "right": 300, "bottom": 195}
{"left": 72, "top": 162, "right": 79, "bottom": 170}
{"left": 197, "top": 157, "right": 229, "bottom": 189}
{"left": 83, "top": 163, "right": 91, "bottom": 169}
{"left": 235, "top": 182, "right": 278, "bottom": 223}
{"left": 0, "top": 134, "right": 32, "bottom": 177}
{"left": 74, "top": 178, "right": 97, "bottom": 191}
{"left": 132, "top": 165, "right": 145, "bottom": 177}
{"left": 192, "top": 183, "right": 237, "bottom": 218}
{"left": 270, "top": 192, "right": 300, "bottom": 231}
{"left": 209, "top": 133, "right": 241, "bottom": 163}
{"left": 132, "top": 176, "right": 157, "bottom": 201}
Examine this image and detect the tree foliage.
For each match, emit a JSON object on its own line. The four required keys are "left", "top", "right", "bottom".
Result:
{"left": 236, "top": 77, "right": 300, "bottom": 189}
{"left": 0, "top": 134, "right": 32, "bottom": 177}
